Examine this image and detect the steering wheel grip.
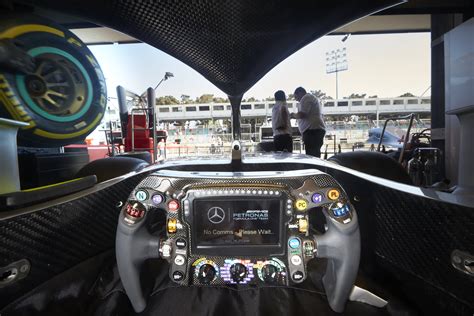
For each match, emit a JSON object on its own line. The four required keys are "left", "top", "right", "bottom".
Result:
{"left": 315, "top": 209, "right": 361, "bottom": 313}
{"left": 116, "top": 214, "right": 160, "bottom": 313}
{"left": 116, "top": 200, "right": 359, "bottom": 313}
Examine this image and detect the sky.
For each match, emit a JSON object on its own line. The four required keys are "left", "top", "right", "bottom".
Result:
{"left": 89, "top": 32, "right": 431, "bottom": 102}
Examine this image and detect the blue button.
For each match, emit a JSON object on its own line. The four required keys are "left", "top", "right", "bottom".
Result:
{"left": 332, "top": 204, "right": 350, "bottom": 217}
{"left": 289, "top": 238, "right": 300, "bottom": 249}
{"left": 312, "top": 193, "right": 323, "bottom": 204}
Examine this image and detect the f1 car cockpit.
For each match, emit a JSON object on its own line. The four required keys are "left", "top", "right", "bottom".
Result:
{"left": 117, "top": 159, "right": 360, "bottom": 313}
{"left": 0, "top": 1, "right": 473, "bottom": 316}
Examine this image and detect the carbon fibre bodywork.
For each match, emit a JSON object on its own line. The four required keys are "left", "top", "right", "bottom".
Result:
{"left": 1, "top": 1, "right": 473, "bottom": 314}
{"left": 14, "top": 0, "right": 402, "bottom": 97}
{"left": 1, "top": 155, "right": 473, "bottom": 315}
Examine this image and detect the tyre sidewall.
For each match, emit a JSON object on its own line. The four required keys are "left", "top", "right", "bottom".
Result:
{"left": 0, "top": 13, "right": 106, "bottom": 147}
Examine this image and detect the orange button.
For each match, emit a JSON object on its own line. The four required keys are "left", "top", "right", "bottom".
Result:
{"left": 167, "top": 218, "right": 177, "bottom": 233}
{"left": 327, "top": 189, "right": 340, "bottom": 200}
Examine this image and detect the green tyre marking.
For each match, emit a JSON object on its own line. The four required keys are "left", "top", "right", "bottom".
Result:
{"left": 15, "top": 46, "right": 93, "bottom": 123}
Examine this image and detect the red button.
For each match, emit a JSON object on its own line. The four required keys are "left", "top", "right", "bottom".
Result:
{"left": 126, "top": 203, "right": 145, "bottom": 218}
{"left": 168, "top": 200, "right": 180, "bottom": 212}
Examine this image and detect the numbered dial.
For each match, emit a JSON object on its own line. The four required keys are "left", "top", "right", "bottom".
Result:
{"left": 261, "top": 264, "right": 278, "bottom": 283}
{"left": 193, "top": 259, "right": 219, "bottom": 284}
{"left": 221, "top": 259, "right": 254, "bottom": 284}
{"left": 230, "top": 263, "right": 247, "bottom": 283}
{"left": 257, "top": 258, "right": 286, "bottom": 284}
{"left": 198, "top": 264, "right": 217, "bottom": 284}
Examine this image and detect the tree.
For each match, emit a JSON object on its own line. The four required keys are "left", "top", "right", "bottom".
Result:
{"left": 243, "top": 97, "right": 258, "bottom": 102}
{"left": 265, "top": 96, "right": 275, "bottom": 101}
{"left": 368, "top": 95, "right": 378, "bottom": 98}
{"left": 156, "top": 95, "right": 179, "bottom": 105}
{"left": 180, "top": 94, "right": 193, "bottom": 104}
{"left": 195, "top": 94, "right": 214, "bottom": 103}
{"left": 399, "top": 92, "right": 416, "bottom": 97}
{"left": 310, "top": 90, "right": 332, "bottom": 100}
{"left": 213, "top": 96, "right": 229, "bottom": 103}
{"left": 345, "top": 93, "right": 366, "bottom": 99}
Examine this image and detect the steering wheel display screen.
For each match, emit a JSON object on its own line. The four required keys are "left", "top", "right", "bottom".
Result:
{"left": 194, "top": 198, "right": 282, "bottom": 247}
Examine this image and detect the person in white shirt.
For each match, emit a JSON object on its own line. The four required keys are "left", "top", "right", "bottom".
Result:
{"left": 290, "top": 87, "right": 326, "bottom": 157}
{"left": 272, "top": 90, "right": 292, "bottom": 152}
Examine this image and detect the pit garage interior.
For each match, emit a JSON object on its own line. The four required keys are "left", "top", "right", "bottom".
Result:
{"left": 0, "top": 1, "right": 473, "bottom": 316}
{"left": 38, "top": 0, "right": 473, "bottom": 189}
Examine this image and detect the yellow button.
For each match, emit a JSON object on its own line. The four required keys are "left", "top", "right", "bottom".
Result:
{"left": 298, "top": 219, "right": 308, "bottom": 233}
{"left": 295, "top": 199, "right": 308, "bottom": 211}
{"left": 167, "top": 218, "right": 177, "bottom": 233}
{"left": 327, "top": 189, "right": 340, "bottom": 200}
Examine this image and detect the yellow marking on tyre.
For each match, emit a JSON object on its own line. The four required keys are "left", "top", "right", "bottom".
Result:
{"left": 100, "top": 95, "right": 106, "bottom": 107}
{"left": 10, "top": 96, "right": 20, "bottom": 105}
{"left": 0, "top": 75, "right": 36, "bottom": 129}
{"left": 0, "top": 75, "right": 22, "bottom": 120}
{"left": 86, "top": 55, "right": 99, "bottom": 67}
{"left": 0, "top": 93, "right": 21, "bottom": 120}
{"left": 33, "top": 113, "right": 103, "bottom": 139}
{"left": 67, "top": 37, "right": 82, "bottom": 47}
{"left": 0, "top": 92, "right": 33, "bottom": 129}
{"left": 0, "top": 92, "right": 34, "bottom": 129}
{"left": 0, "top": 25, "right": 64, "bottom": 39}
{"left": 18, "top": 108, "right": 28, "bottom": 116}
{"left": 23, "top": 120, "right": 35, "bottom": 129}
{"left": 74, "top": 121, "right": 87, "bottom": 129}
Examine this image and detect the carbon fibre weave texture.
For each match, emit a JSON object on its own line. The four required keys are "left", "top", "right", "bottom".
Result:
{"left": 23, "top": 0, "right": 399, "bottom": 96}
{"left": 371, "top": 187, "right": 474, "bottom": 314}
{"left": 2, "top": 162, "right": 473, "bottom": 315}
{"left": 319, "top": 163, "right": 474, "bottom": 316}
{"left": 138, "top": 173, "right": 339, "bottom": 191}
{"left": 0, "top": 173, "right": 147, "bottom": 309}
{"left": 331, "top": 164, "right": 474, "bottom": 315}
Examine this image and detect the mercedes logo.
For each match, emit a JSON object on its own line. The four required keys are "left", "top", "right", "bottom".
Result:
{"left": 207, "top": 206, "right": 225, "bottom": 224}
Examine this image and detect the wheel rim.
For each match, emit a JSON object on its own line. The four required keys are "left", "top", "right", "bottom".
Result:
{"left": 16, "top": 46, "right": 93, "bottom": 123}
{"left": 25, "top": 54, "right": 86, "bottom": 116}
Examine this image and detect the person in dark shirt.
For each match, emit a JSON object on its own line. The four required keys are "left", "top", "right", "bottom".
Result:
{"left": 272, "top": 90, "right": 293, "bottom": 152}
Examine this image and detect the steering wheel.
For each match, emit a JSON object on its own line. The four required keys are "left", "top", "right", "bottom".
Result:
{"left": 116, "top": 170, "right": 360, "bottom": 313}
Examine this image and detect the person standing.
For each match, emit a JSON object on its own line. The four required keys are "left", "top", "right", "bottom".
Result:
{"left": 272, "top": 90, "right": 293, "bottom": 152}
{"left": 158, "top": 139, "right": 166, "bottom": 157}
{"left": 290, "top": 87, "right": 326, "bottom": 157}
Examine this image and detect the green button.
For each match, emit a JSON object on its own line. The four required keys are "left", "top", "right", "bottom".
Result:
{"left": 135, "top": 190, "right": 148, "bottom": 201}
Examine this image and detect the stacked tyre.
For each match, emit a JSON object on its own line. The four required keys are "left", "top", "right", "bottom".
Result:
{"left": 0, "top": 14, "right": 107, "bottom": 147}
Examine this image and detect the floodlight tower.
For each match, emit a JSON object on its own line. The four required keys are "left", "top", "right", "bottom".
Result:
{"left": 325, "top": 47, "right": 348, "bottom": 100}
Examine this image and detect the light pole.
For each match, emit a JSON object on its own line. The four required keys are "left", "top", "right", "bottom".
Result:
{"left": 139, "top": 72, "right": 174, "bottom": 160}
{"left": 140, "top": 71, "right": 174, "bottom": 99}
{"left": 325, "top": 48, "right": 348, "bottom": 100}
{"left": 152, "top": 71, "right": 174, "bottom": 92}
